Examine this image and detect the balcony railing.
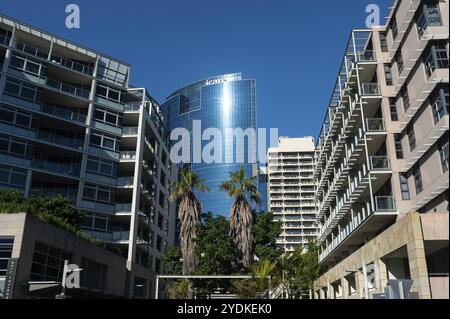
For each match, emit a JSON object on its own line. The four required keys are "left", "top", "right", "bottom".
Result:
{"left": 357, "top": 50, "right": 375, "bottom": 62}
{"left": 46, "top": 78, "right": 90, "bottom": 99}
{"left": 50, "top": 55, "right": 94, "bottom": 76}
{"left": 374, "top": 196, "right": 396, "bottom": 212}
{"left": 115, "top": 203, "right": 132, "bottom": 213}
{"left": 41, "top": 103, "right": 87, "bottom": 124}
{"left": 37, "top": 130, "right": 84, "bottom": 150}
{"left": 370, "top": 156, "right": 391, "bottom": 171}
{"left": 117, "top": 176, "right": 134, "bottom": 187}
{"left": 120, "top": 151, "right": 136, "bottom": 161}
{"left": 366, "top": 118, "right": 385, "bottom": 132}
{"left": 16, "top": 42, "right": 48, "bottom": 59}
{"left": 361, "top": 83, "right": 380, "bottom": 96}
{"left": 32, "top": 159, "right": 81, "bottom": 177}
{"left": 122, "top": 127, "right": 138, "bottom": 136}
{"left": 124, "top": 102, "right": 142, "bottom": 112}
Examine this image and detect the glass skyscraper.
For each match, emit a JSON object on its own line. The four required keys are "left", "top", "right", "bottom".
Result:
{"left": 161, "top": 73, "right": 259, "bottom": 216}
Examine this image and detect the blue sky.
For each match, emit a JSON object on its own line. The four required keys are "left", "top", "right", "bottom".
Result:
{"left": 0, "top": 0, "right": 392, "bottom": 140}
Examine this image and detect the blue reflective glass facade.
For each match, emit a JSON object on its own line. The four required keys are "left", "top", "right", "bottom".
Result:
{"left": 162, "top": 74, "right": 258, "bottom": 216}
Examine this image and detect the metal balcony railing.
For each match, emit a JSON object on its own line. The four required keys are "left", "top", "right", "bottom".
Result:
{"left": 357, "top": 50, "right": 376, "bottom": 62}
{"left": 361, "top": 83, "right": 381, "bottom": 96}
{"left": 122, "top": 127, "right": 138, "bottom": 136}
{"left": 50, "top": 55, "right": 94, "bottom": 76}
{"left": 117, "top": 176, "right": 134, "bottom": 187}
{"left": 32, "top": 159, "right": 81, "bottom": 177}
{"left": 366, "top": 118, "right": 386, "bottom": 132}
{"left": 41, "top": 103, "right": 87, "bottom": 124}
{"left": 115, "top": 203, "right": 132, "bottom": 213}
{"left": 370, "top": 156, "right": 391, "bottom": 171}
{"left": 46, "top": 77, "right": 90, "bottom": 98}
{"left": 124, "top": 102, "right": 142, "bottom": 112}
{"left": 120, "top": 151, "right": 136, "bottom": 161}
{"left": 374, "top": 196, "right": 396, "bottom": 212}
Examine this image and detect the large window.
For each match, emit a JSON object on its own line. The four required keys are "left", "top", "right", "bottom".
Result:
{"left": 83, "top": 183, "right": 115, "bottom": 204}
{"left": 399, "top": 174, "right": 410, "bottom": 200}
{"left": 0, "top": 105, "right": 33, "bottom": 129}
{"left": 4, "top": 78, "right": 41, "bottom": 104}
{"left": 431, "top": 87, "right": 449, "bottom": 124}
{"left": 30, "top": 242, "right": 73, "bottom": 282}
{"left": 0, "top": 237, "right": 14, "bottom": 277}
{"left": 401, "top": 88, "right": 410, "bottom": 112}
{"left": 86, "top": 156, "right": 118, "bottom": 178}
{"left": 396, "top": 52, "right": 404, "bottom": 75}
{"left": 395, "top": 134, "right": 404, "bottom": 159}
{"left": 424, "top": 42, "right": 449, "bottom": 78}
{"left": 389, "top": 98, "right": 398, "bottom": 121}
{"left": 380, "top": 32, "right": 388, "bottom": 52}
{"left": 413, "top": 166, "right": 423, "bottom": 195}
{"left": 440, "top": 142, "right": 449, "bottom": 173}
{"left": 0, "top": 134, "right": 33, "bottom": 159}
{"left": 391, "top": 18, "right": 398, "bottom": 40}
{"left": 416, "top": 1, "right": 443, "bottom": 38}
{"left": 80, "top": 258, "right": 107, "bottom": 291}
{"left": 80, "top": 212, "right": 110, "bottom": 232}
{"left": 408, "top": 126, "right": 416, "bottom": 152}
{"left": 90, "top": 132, "right": 120, "bottom": 152}
{"left": 95, "top": 83, "right": 125, "bottom": 104}
{"left": 384, "top": 64, "right": 393, "bottom": 86}
{"left": 10, "top": 54, "right": 48, "bottom": 78}
{"left": 93, "top": 107, "right": 123, "bottom": 128}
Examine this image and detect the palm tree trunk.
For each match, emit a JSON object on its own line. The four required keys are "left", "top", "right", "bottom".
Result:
{"left": 230, "top": 198, "right": 253, "bottom": 268}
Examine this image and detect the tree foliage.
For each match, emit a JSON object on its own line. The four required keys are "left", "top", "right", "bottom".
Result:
{"left": 252, "top": 212, "right": 282, "bottom": 262}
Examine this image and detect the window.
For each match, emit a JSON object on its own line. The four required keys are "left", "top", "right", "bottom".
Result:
{"left": 83, "top": 183, "right": 115, "bottom": 204}
{"left": 156, "top": 235, "right": 162, "bottom": 252}
{"left": 391, "top": 19, "right": 398, "bottom": 40}
{"left": 432, "top": 88, "right": 449, "bottom": 124}
{"left": 413, "top": 166, "right": 423, "bottom": 194}
{"left": 401, "top": 88, "right": 410, "bottom": 112}
{"left": 90, "top": 132, "right": 120, "bottom": 152}
{"left": 94, "top": 107, "right": 123, "bottom": 127}
{"left": 424, "top": 42, "right": 449, "bottom": 77}
{"left": 440, "top": 142, "right": 449, "bottom": 173}
{"left": 0, "top": 238, "right": 14, "bottom": 277}
{"left": 0, "top": 105, "right": 32, "bottom": 129}
{"left": 0, "top": 134, "right": 32, "bottom": 159}
{"left": 9, "top": 54, "right": 47, "bottom": 77}
{"left": 395, "top": 134, "right": 404, "bottom": 159}
{"left": 80, "top": 258, "right": 107, "bottom": 291}
{"left": 95, "top": 83, "right": 125, "bottom": 104}
{"left": 389, "top": 98, "right": 398, "bottom": 121}
{"left": 396, "top": 52, "right": 404, "bottom": 75}
{"left": 384, "top": 64, "right": 393, "bottom": 85}
{"left": 87, "top": 157, "right": 118, "bottom": 178}
{"left": 4, "top": 78, "right": 41, "bottom": 103}
{"left": 380, "top": 32, "right": 388, "bottom": 52}
{"left": 416, "top": 1, "right": 443, "bottom": 38}
{"left": 399, "top": 174, "right": 410, "bottom": 200}
{"left": 30, "top": 242, "right": 73, "bottom": 281}
{"left": 158, "top": 191, "right": 165, "bottom": 208}
{"left": 408, "top": 126, "right": 416, "bottom": 151}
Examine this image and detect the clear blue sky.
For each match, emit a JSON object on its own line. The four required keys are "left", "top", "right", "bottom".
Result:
{"left": 0, "top": 0, "right": 392, "bottom": 140}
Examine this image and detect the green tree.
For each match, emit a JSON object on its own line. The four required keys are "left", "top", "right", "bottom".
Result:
{"left": 169, "top": 168, "right": 210, "bottom": 298}
{"left": 252, "top": 212, "right": 282, "bottom": 262}
{"left": 233, "top": 259, "right": 277, "bottom": 299}
{"left": 281, "top": 240, "right": 322, "bottom": 299}
{"left": 162, "top": 246, "right": 183, "bottom": 275}
{"left": 195, "top": 213, "right": 239, "bottom": 297}
{"left": 220, "top": 166, "right": 260, "bottom": 268}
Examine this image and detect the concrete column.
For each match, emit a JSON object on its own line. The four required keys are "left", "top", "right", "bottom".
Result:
{"left": 376, "top": 258, "right": 388, "bottom": 294}
{"left": 407, "top": 239, "right": 431, "bottom": 299}
{"left": 342, "top": 276, "right": 349, "bottom": 299}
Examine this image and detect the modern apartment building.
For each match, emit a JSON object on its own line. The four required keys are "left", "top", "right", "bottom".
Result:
{"left": 313, "top": 0, "right": 449, "bottom": 299}
{"left": 267, "top": 137, "right": 317, "bottom": 252}
{"left": 0, "top": 15, "right": 176, "bottom": 298}
{"left": 161, "top": 73, "right": 258, "bottom": 216}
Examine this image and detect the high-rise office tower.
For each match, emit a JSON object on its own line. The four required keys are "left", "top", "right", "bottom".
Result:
{"left": 313, "top": 0, "right": 448, "bottom": 299}
{"left": 161, "top": 73, "right": 258, "bottom": 216}
{"left": 267, "top": 137, "right": 317, "bottom": 252}
{"left": 0, "top": 15, "right": 176, "bottom": 298}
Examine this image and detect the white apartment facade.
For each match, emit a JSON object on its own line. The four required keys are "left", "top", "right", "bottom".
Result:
{"left": 267, "top": 137, "right": 317, "bottom": 252}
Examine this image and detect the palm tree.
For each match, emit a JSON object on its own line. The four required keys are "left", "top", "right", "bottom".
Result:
{"left": 220, "top": 166, "right": 260, "bottom": 268}
{"left": 170, "top": 168, "right": 210, "bottom": 278}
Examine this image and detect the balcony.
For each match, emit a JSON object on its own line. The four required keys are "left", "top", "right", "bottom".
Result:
{"left": 115, "top": 203, "right": 132, "bottom": 214}
{"left": 0, "top": 34, "right": 11, "bottom": 46}
{"left": 366, "top": 118, "right": 385, "bottom": 132}
{"left": 32, "top": 158, "right": 81, "bottom": 177}
{"left": 83, "top": 230, "right": 130, "bottom": 243}
{"left": 117, "top": 176, "right": 134, "bottom": 188}
{"left": 361, "top": 83, "right": 380, "bottom": 96}
{"left": 122, "top": 126, "right": 138, "bottom": 136}
{"left": 41, "top": 103, "right": 87, "bottom": 124}
{"left": 370, "top": 156, "right": 391, "bottom": 171}
{"left": 374, "top": 196, "right": 396, "bottom": 212}
{"left": 45, "top": 77, "right": 90, "bottom": 99}
{"left": 124, "top": 102, "right": 142, "bottom": 112}
{"left": 50, "top": 55, "right": 94, "bottom": 76}
{"left": 37, "top": 130, "right": 84, "bottom": 150}
{"left": 357, "top": 50, "right": 375, "bottom": 62}
{"left": 120, "top": 151, "right": 136, "bottom": 161}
